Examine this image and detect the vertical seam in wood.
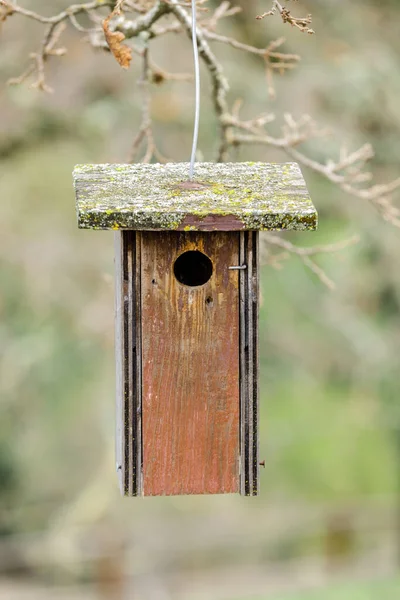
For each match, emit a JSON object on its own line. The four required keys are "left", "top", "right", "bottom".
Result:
{"left": 239, "top": 231, "right": 259, "bottom": 496}
{"left": 124, "top": 231, "right": 134, "bottom": 495}
{"left": 239, "top": 232, "right": 248, "bottom": 495}
{"left": 114, "top": 232, "right": 125, "bottom": 495}
{"left": 122, "top": 231, "right": 143, "bottom": 497}
{"left": 252, "top": 232, "right": 260, "bottom": 495}
{"left": 247, "top": 232, "right": 254, "bottom": 495}
{"left": 136, "top": 232, "right": 143, "bottom": 496}
{"left": 238, "top": 232, "right": 244, "bottom": 495}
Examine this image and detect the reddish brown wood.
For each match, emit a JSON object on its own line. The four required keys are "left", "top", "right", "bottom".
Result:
{"left": 141, "top": 232, "right": 240, "bottom": 496}
{"left": 176, "top": 214, "right": 246, "bottom": 231}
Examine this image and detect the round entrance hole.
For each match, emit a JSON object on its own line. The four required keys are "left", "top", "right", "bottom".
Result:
{"left": 173, "top": 250, "right": 213, "bottom": 287}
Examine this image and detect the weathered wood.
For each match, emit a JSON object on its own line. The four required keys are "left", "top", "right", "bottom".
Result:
{"left": 116, "top": 230, "right": 260, "bottom": 497}
{"left": 239, "top": 232, "right": 259, "bottom": 496}
{"left": 140, "top": 232, "right": 240, "bottom": 496}
{"left": 133, "top": 232, "right": 143, "bottom": 495}
{"left": 73, "top": 162, "right": 317, "bottom": 232}
{"left": 114, "top": 231, "right": 124, "bottom": 495}
{"left": 115, "top": 231, "right": 143, "bottom": 497}
{"left": 252, "top": 233, "right": 260, "bottom": 495}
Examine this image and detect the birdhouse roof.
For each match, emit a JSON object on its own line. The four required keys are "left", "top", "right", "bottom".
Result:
{"left": 73, "top": 162, "right": 317, "bottom": 231}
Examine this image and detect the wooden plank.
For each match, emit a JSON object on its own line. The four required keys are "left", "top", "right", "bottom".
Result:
{"left": 239, "top": 233, "right": 247, "bottom": 496}
{"left": 247, "top": 232, "right": 254, "bottom": 494}
{"left": 249, "top": 231, "right": 260, "bottom": 496}
{"left": 239, "top": 232, "right": 259, "bottom": 496}
{"left": 125, "top": 231, "right": 134, "bottom": 496}
{"left": 141, "top": 232, "right": 240, "bottom": 496}
{"left": 251, "top": 232, "right": 260, "bottom": 496}
{"left": 114, "top": 232, "right": 124, "bottom": 495}
{"left": 74, "top": 162, "right": 317, "bottom": 232}
{"left": 115, "top": 232, "right": 142, "bottom": 497}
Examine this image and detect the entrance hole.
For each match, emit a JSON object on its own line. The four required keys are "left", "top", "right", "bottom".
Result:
{"left": 173, "top": 250, "right": 213, "bottom": 287}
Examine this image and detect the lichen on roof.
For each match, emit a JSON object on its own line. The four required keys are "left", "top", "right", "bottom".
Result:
{"left": 73, "top": 162, "right": 317, "bottom": 232}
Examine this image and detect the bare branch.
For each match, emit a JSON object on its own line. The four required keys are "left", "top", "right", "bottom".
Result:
{"left": 257, "top": 0, "right": 314, "bottom": 35}
{"left": 263, "top": 234, "right": 360, "bottom": 289}
{"left": 1, "top": 0, "right": 113, "bottom": 89}
{"left": 0, "top": 0, "right": 114, "bottom": 25}
{"left": 163, "top": 0, "right": 231, "bottom": 161}
{"left": 128, "top": 41, "right": 171, "bottom": 164}
{"left": 2, "top": 0, "right": 399, "bottom": 292}
{"left": 226, "top": 107, "right": 400, "bottom": 226}
{"left": 114, "top": 1, "right": 170, "bottom": 38}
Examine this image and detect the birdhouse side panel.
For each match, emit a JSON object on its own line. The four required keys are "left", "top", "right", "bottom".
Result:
{"left": 115, "top": 231, "right": 143, "bottom": 497}
{"left": 115, "top": 232, "right": 124, "bottom": 495}
{"left": 141, "top": 232, "right": 240, "bottom": 496}
{"left": 239, "top": 231, "right": 259, "bottom": 496}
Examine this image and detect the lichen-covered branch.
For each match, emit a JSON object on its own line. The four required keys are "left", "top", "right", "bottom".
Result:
{"left": 113, "top": 0, "right": 169, "bottom": 38}
{"left": 165, "top": 0, "right": 230, "bottom": 161}
{"left": 257, "top": 0, "right": 314, "bottom": 35}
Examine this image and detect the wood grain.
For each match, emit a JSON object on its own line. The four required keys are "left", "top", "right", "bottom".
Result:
{"left": 114, "top": 232, "right": 124, "bottom": 495}
{"left": 239, "top": 231, "right": 259, "bottom": 496}
{"left": 74, "top": 162, "right": 317, "bottom": 232}
{"left": 115, "top": 231, "right": 142, "bottom": 496}
{"left": 141, "top": 232, "right": 240, "bottom": 496}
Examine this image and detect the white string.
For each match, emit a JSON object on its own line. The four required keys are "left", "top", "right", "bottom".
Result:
{"left": 189, "top": 0, "right": 200, "bottom": 180}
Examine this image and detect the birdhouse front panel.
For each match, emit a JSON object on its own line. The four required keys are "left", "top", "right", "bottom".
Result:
{"left": 73, "top": 162, "right": 317, "bottom": 498}
{"left": 141, "top": 231, "right": 240, "bottom": 496}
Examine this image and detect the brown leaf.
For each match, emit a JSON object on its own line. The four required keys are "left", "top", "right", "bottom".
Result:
{"left": 0, "top": 6, "right": 14, "bottom": 23}
{"left": 102, "top": 14, "right": 132, "bottom": 69}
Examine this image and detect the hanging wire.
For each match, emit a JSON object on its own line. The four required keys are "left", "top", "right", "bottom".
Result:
{"left": 189, "top": 0, "right": 200, "bottom": 180}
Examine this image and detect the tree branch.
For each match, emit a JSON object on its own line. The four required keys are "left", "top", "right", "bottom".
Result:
{"left": 2, "top": 0, "right": 399, "bottom": 286}
{"left": 263, "top": 234, "right": 360, "bottom": 290}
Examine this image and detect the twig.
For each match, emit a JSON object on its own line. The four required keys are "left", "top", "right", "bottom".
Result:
{"left": 257, "top": 0, "right": 314, "bottom": 35}
{"left": 128, "top": 41, "right": 170, "bottom": 164}
{"left": 263, "top": 234, "right": 360, "bottom": 289}
{"left": 0, "top": 0, "right": 114, "bottom": 24}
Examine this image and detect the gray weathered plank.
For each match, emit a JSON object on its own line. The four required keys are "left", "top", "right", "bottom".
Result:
{"left": 239, "top": 231, "right": 259, "bottom": 496}
{"left": 115, "top": 231, "right": 143, "bottom": 497}
{"left": 73, "top": 162, "right": 317, "bottom": 232}
{"left": 114, "top": 232, "right": 124, "bottom": 495}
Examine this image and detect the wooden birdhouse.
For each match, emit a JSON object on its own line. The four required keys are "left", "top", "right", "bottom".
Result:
{"left": 73, "top": 162, "right": 316, "bottom": 497}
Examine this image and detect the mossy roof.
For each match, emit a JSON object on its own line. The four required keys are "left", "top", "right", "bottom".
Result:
{"left": 73, "top": 162, "right": 317, "bottom": 231}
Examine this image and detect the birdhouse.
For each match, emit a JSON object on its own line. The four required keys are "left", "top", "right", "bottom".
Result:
{"left": 73, "top": 162, "right": 316, "bottom": 497}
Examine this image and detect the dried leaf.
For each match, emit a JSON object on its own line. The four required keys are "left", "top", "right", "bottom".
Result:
{"left": 102, "top": 14, "right": 132, "bottom": 69}
{"left": 0, "top": 6, "right": 14, "bottom": 23}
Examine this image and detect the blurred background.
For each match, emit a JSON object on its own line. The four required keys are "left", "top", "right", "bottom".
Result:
{"left": 1, "top": 0, "right": 400, "bottom": 598}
